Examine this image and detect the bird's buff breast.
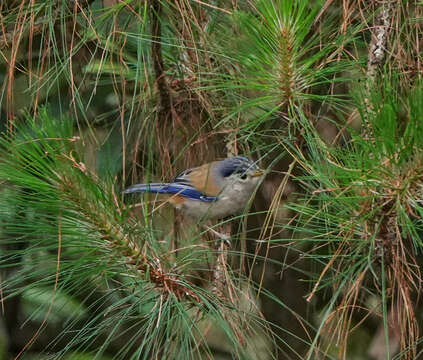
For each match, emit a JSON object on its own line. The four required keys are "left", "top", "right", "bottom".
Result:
{"left": 175, "top": 183, "right": 253, "bottom": 219}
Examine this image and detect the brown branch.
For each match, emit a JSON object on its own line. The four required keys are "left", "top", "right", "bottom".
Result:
{"left": 362, "top": 0, "right": 394, "bottom": 139}
{"left": 366, "top": 1, "right": 393, "bottom": 82}
{"left": 150, "top": 0, "right": 172, "bottom": 121}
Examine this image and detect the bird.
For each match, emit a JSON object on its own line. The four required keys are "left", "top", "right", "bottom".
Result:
{"left": 124, "top": 156, "right": 265, "bottom": 220}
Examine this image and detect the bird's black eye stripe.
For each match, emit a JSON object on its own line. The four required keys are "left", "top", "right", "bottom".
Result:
{"left": 240, "top": 173, "right": 248, "bottom": 180}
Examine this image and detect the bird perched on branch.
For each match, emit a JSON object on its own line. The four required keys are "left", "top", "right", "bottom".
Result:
{"left": 124, "top": 156, "right": 265, "bottom": 220}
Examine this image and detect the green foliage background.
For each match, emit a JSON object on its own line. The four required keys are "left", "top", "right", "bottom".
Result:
{"left": 0, "top": 0, "right": 422, "bottom": 359}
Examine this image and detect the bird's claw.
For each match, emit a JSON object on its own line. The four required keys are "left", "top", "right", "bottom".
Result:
{"left": 203, "top": 225, "right": 231, "bottom": 247}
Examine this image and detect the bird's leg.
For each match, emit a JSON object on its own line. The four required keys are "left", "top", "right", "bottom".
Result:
{"left": 203, "top": 224, "right": 231, "bottom": 246}
{"left": 206, "top": 220, "right": 236, "bottom": 303}
{"left": 202, "top": 222, "right": 231, "bottom": 247}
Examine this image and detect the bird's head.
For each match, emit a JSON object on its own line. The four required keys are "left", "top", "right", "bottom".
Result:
{"left": 215, "top": 156, "right": 265, "bottom": 191}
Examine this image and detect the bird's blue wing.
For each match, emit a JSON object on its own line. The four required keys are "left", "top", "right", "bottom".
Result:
{"left": 124, "top": 182, "right": 217, "bottom": 202}
{"left": 166, "top": 183, "right": 217, "bottom": 202}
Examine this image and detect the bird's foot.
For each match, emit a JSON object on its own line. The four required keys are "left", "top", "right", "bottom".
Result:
{"left": 203, "top": 225, "right": 231, "bottom": 247}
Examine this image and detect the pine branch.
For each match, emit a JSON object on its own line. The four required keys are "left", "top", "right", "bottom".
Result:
{"left": 362, "top": 0, "right": 395, "bottom": 139}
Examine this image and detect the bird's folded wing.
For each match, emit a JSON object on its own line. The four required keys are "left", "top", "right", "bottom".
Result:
{"left": 173, "top": 162, "right": 220, "bottom": 196}
{"left": 124, "top": 182, "right": 217, "bottom": 202}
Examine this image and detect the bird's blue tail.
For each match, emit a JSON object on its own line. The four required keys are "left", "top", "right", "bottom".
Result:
{"left": 123, "top": 182, "right": 217, "bottom": 202}
{"left": 123, "top": 183, "right": 170, "bottom": 195}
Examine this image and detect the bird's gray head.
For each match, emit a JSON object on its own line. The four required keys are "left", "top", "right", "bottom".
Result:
{"left": 215, "top": 156, "right": 264, "bottom": 190}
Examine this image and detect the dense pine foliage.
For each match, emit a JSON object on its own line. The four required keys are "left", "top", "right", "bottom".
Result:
{"left": 0, "top": 1, "right": 422, "bottom": 359}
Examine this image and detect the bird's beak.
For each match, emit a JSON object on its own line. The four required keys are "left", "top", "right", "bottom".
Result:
{"left": 251, "top": 169, "right": 265, "bottom": 177}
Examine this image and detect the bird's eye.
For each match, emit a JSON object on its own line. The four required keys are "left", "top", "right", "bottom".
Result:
{"left": 239, "top": 173, "right": 248, "bottom": 180}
